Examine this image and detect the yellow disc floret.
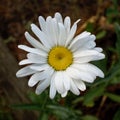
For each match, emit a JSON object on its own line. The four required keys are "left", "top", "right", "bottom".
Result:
{"left": 48, "top": 46, "right": 73, "bottom": 71}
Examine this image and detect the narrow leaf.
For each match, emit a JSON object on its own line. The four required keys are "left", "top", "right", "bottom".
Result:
{"left": 11, "top": 104, "right": 41, "bottom": 111}
{"left": 105, "top": 93, "right": 120, "bottom": 103}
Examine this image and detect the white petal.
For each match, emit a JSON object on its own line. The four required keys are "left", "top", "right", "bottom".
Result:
{"left": 45, "top": 66, "right": 55, "bottom": 78}
{"left": 66, "top": 67, "right": 80, "bottom": 79}
{"left": 74, "top": 50, "right": 105, "bottom": 63}
{"left": 66, "top": 66, "right": 95, "bottom": 83}
{"left": 18, "top": 45, "right": 47, "bottom": 57}
{"left": 61, "top": 91, "right": 68, "bottom": 98}
{"left": 77, "top": 63, "right": 104, "bottom": 78}
{"left": 24, "top": 32, "right": 47, "bottom": 51}
{"left": 49, "top": 74, "right": 57, "bottom": 99}
{"left": 62, "top": 71, "right": 70, "bottom": 90}
{"left": 45, "top": 17, "right": 58, "bottom": 47}
{"left": 45, "top": 18, "right": 58, "bottom": 45}
{"left": 19, "top": 59, "right": 32, "bottom": 65}
{"left": 74, "top": 31, "right": 91, "bottom": 41}
{"left": 35, "top": 67, "right": 54, "bottom": 94}
{"left": 54, "top": 71, "right": 65, "bottom": 94}
{"left": 30, "top": 64, "right": 49, "bottom": 71}
{"left": 83, "top": 35, "right": 96, "bottom": 49}
{"left": 74, "top": 80, "right": 86, "bottom": 91}
{"left": 52, "top": 18, "right": 59, "bottom": 45}
{"left": 35, "top": 78, "right": 50, "bottom": 94}
{"left": 31, "top": 24, "right": 51, "bottom": 48}
{"left": 54, "top": 12, "right": 63, "bottom": 23}
{"left": 70, "top": 79, "right": 80, "bottom": 95}
{"left": 50, "top": 83, "right": 56, "bottom": 99}
{"left": 94, "top": 47, "right": 103, "bottom": 52}
{"left": 27, "top": 53, "right": 46, "bottom": 64}
{"left": 64, "top": 16, "right": 71, "bottom": 35}
{"left": 28, "top": 72, "right": 46, "bottom": 87}
{"left": 74, "top": 50, "right": 98, "bottom": 58}
{"left": 16, "top": 66, "right": 36, "bottom": 77}
{"left": 58, "top": 23, "right": 67, "bottom": 46}
{"left": 69, "top": 32, "right": 92, "bottom": 51}
{"left": 76, "top": 35, "right": 96, "bottom": 52}
{"left": 38, "top": 16, "right": 46, "bottom": 32}
{"left": 65, "top": 19, "right": 80, "bottom": 46}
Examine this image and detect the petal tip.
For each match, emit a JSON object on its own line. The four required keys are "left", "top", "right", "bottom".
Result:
{"left": 24, "top": 31, "right": 28, "bottom": 36}
{"left": 49, "top": 95, "right": 55, "bottom": 99}
{"left": 16, "top": 71, "right": 21, "bottom": 78}
{"left": 35, "top": 89, "right": 40, "bottom": 95}
{"left": 31, "top": 23, "right": 35, "bottom": 28}
{"left": 28, "top": 81, "right": 34, "bottom": 87}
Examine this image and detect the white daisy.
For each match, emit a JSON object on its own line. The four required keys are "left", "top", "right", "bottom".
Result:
{"left": 16, "top": 12, "right": 105, "bottom": 99}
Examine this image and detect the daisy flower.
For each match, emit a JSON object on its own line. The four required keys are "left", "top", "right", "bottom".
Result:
{"left": 16, "top": 12, "right": 105, "bottom": 99}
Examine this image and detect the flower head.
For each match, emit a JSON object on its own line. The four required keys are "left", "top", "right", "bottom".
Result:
{"left": 16, "top": 12, "right": 105, "bottom": 99}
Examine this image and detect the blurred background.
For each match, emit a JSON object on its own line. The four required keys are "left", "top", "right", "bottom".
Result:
{"left": 0, "top": 0, "right": 120, "bottom": 120}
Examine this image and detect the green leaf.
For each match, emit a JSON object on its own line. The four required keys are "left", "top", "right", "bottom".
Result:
{"left": 47, "top": 105, "right": 70, "bottom": 113}
{"left": 105, "top": 93, "right": 120, "bottom": 103}
{"left": 96, "top": 30, "right": 106, "bottom": 40}
{"left": 83, "top": 85, "right": 105, "bottom": 107}
{"left": 86, "top": 22, "right": 94, "bottom": 32}
{"left": 107, "top": 8, "right": 119, "bottom": 17}
{"left": 11, "top": 104, "right": 41, "bottom": 111}
{"left": 115, "top": 23, "right": 120, "bottom": 56}
{"left": 40, "top": 113, "right": 48, "bottom": 120}
{"left": 47, "top": 105, "right": 70, "bottom": 119}
{"left": 110, "top": 74, "right": 120, "bottom": 84}
{"left": 28, "top": 92, "right": 48, "bottom": 104}
{"left": 94, "top": 61, "right": 120, "bottom": 86}
{"left": 81, "top": 115, "right": 98, "bottom": 120}
{"left": 47, "top": 105, "right": 82, "bottom": 119}
{"left": 113, "top": 109, "right": 120, "bottom": 120}
{"left": 72, "top": 96, "right": 84, "bottom": 104}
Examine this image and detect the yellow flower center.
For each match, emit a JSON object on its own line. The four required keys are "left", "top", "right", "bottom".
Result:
{"left": 48, "top": 46, "right": 73, "bottom": 71}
